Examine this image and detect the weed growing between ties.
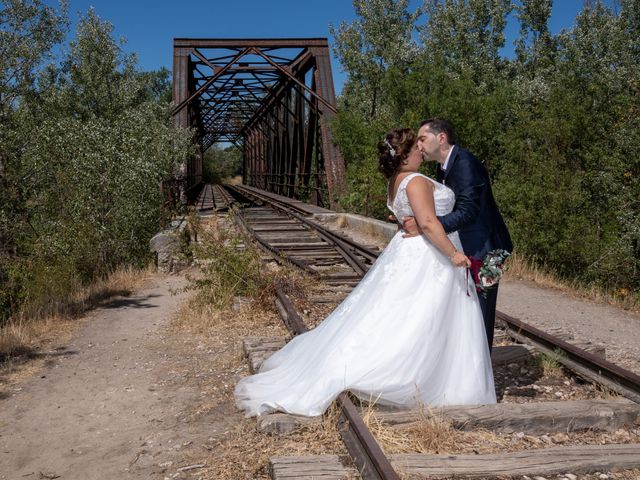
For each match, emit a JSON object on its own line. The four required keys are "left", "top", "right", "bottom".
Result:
{"left": 184, "top": 220, "right": 272, "bottom": 311}
{"left": 359, "top": 397, "right": 639, "bottom": 465}
{"left": 532, "top": 349, "right": 567, "bottom": 378}
{"left": 181, "top": 214, "right": 309, "bottom": 313}
{"left": 358, "top": 399, "right": 511, "bottom": 456}
{"left": 169, "top": 214, "right": 344, "bottom": 479}
{"left": 360, "top": 399, "right": 456, "bottom": 454}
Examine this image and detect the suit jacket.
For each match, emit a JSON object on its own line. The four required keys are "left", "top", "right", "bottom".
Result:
{"left": 436, "top": 145, "right": 513, "bottom": 259}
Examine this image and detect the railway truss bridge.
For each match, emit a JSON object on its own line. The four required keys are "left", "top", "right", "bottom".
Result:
{"left": 170, "top": 37, "right": 345, "bottom": 209}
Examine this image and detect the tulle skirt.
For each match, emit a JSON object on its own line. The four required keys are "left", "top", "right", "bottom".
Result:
{"left": 235, "top": 231, "right": 496, "bottom": 417}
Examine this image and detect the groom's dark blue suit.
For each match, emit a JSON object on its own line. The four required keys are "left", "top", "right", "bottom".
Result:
{"left": 436, "top": 145, "right": 512, "bottom": 350}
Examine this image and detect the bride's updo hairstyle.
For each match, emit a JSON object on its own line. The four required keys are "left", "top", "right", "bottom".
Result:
{"left": 377, "top": 128, "right": 416, "bottom": 179}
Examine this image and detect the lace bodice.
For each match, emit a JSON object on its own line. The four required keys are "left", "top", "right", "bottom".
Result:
{"left": 387, "top": 173, "right": 455, "bottom": 220}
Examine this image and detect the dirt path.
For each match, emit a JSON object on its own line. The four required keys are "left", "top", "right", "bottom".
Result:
{"left": 0, "top": 272, "right": 225, "bottom": 480}
{"left": 499, "top": 279, "right": 640, "bottom": 374}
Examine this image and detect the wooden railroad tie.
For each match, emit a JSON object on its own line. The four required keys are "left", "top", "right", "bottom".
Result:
{"left": 374, "top": 398, "right": 640, "bottom": 434}
{"left": 390, "top": 443, "right": 640, "bottom": 478}
{"left": 269, "top": 455, "right": 357, "bottom": 480}
{"left": 267, "top": 435, "right": 640, "bottom": 479}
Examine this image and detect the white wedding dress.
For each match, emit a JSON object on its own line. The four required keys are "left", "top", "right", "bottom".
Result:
{"left": 235, "top": 173, "right": 496, "bottom": 417}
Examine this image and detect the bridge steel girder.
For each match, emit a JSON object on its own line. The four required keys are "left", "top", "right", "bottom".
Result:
{"left": 171, "top": 38, "right": 346, "bottom": 209}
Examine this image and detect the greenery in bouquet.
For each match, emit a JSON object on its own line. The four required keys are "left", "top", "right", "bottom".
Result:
{"left": 469, "top": 250, "right": 511, "bottom": 297}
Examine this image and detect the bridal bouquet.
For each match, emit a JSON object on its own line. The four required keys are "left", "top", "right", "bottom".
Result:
{"left": 469, "top": 249, "right": 511, "bottom": 296}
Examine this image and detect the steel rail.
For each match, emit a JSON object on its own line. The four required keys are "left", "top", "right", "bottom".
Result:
{"left": 228, "top": 184, "right": 313, "bottom": 216}
{"left": 238, "top": 181, "right": 378, "bottom": 263}
{"left": 196, "top": 183, "right": 214, "bottom": 211}
{"left": 496, "top": 311, "right": 640, "bottom": 403}
{"left": 229, "top": 184, "right": 379, "bottom": 264}
{"left": 229, "top": 185, "right": 370, "bottom": 276}
{"left": 211, "top": 184, "right": 234, "bottom": 211}
{"left": 273, "top": 283, "right": 400, "bottom": 480}
{"left": 228, "top": 204, "right": 315, "bottom": 275}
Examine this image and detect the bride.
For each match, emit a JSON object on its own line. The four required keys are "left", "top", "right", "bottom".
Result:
{"left": 235, "top": 128, "right": 496, "bottom": 417}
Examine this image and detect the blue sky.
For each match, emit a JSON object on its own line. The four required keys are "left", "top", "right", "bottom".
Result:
{"left": 45, "top": 0, "right": 617, "bottom": 94}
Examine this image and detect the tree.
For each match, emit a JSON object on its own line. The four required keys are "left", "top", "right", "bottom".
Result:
{"left": 0, "top": 0, "right": 68, "bottom": 115}
{"left": 0, "top": 5, "right": 193, "bottom": 322}
{"left": 330, "top": 0, "right": 640, "bottom": 298}
{"left": 419, "top": 0, "right": 512, "bottom": 81}
{"left": 330, "top": 0, "right": 420, "bottom": 119}
{"left": 203, "top": 145, "right": 242, "bottom": 184}
{"left": 514, "top": 0, "right": 555, "bottom": 67}
{"left": 0, "top": 0, "right": 68, "bottom": 320}
{"left": 52, "top": 8, "right": 162, "bottom": 120}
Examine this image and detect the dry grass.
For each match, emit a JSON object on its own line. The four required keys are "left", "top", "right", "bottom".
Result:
{"left": 360, "top": 399, "right": 640, "bottom": 476}
{"left": 227, "top": 175, "right": 243, "bottom": 185}
{"left": 360, "top": 401, "right": 511, "bottom": 456}
{"left": 612, "top": 469, "right": 640, "bottom": 479}
{"left": 0, "top": 264, "right": 155, "bottom": 361}
{"left": 169, "top": 289, "right": 345, "bottom": 479}
{"left": 194, "top": 405, "right": 346, "bottom": 479}
{"left": 164, "top": 213, "right": 346, "bottom": 479}
{"left": 360, "top": 400, "right": 640, "bottom": 480}
{"left": 361, "top": 402, "right": 457, "bottom": 454}
{"left": 532, "top": 349, "right": 566, "bottom": 378}
{"left": 16, "top": 262, "right": 154, "bottom": 321}
{"left": 505, "top": 251, "right": 640, "bottom": 312}
{"left": 171, "top": 289, "right": 287, "bottom": 338}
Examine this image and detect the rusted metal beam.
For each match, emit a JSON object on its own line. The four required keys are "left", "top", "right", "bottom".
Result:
{"left": 172, "top": 47, "right": 252, "bottom": 116}
{"left": 250, "top": 47, "right": 337, "bottom": 114}
{"left": 311, "top": 46, "right": 345, "bottom": 206}
{"left": 174, "top": 38, "right": 329, "bottom": 48}
{"left": 240, "top": 48, "right": 315, "bottom": 135}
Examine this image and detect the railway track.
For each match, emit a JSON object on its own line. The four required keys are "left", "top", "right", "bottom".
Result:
{"left": 201, "top": 183, "right": 640, "bottom": 479}
{"left": 195, "top": 183, "right": 236, "bottom": 212}
{"left": 226, "top": 184, "right": 377, "bottom": 286}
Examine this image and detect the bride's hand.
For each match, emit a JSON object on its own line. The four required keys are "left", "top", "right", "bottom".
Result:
{"left": 402, "top": 216, "right": 421, "bottom": 238}
{"left": 451, "top": 251, "right": 471, "bottom": 268}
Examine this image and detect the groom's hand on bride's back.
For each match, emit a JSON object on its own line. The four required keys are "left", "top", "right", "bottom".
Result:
{"left": 388, "top": 214, "right": 410, "bottom": 232}
{"left": 401, "top": 216, "right": 421, "bottom": 238}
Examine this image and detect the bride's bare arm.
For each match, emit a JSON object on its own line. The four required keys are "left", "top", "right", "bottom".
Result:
{"left": 405, "top": 178, "right": 471, "bottom": 268}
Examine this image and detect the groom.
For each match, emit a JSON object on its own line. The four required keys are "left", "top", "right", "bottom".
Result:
{"left": 403, "top": 118, "right": 512, "bottom": 350}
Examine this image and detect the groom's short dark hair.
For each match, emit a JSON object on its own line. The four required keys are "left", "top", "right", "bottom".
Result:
{"left": 420, "top": 118, "right": 456, "bottom": 145}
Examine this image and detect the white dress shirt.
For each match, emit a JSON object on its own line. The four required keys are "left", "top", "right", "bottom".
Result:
{"left": 442, "top": 145, "right": 455, "bottom": 172}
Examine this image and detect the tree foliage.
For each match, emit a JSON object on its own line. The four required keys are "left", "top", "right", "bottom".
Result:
{"left": 330, "top": 0, "right": 420, "bottom": 119}
{"left": 0, "top": 2, "right": 192, "bottom": 321}
{"left": 0, "top": 0, "right": 68, "bottom": 114}
{"left": 202, "top": 145, "right": 242, "bottom": 185}
{"left": 331, "top": 0, "right": 640, "bottom": 296}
